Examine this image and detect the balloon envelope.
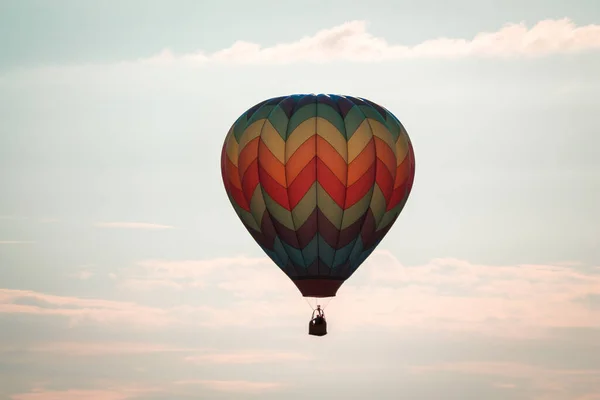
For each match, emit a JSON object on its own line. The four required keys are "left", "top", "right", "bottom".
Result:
{"left": 221, "top": 94, "right": 415, "bottom": 298}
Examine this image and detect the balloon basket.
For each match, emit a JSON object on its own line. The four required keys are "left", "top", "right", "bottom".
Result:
{"left": 308, "top": 319, "right": 327, "bottom": 336}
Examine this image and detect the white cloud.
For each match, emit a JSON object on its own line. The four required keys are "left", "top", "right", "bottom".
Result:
{"left": 94, "top": 222, "right": 174, "bottom": 230}
{"left": 173, "top": 301, "right": 302, "bottom": 328}
{"left": 69, "top": 270, "right": 94, "bottom": 280}
{"left": 135, "top": 257, "right": 269, "bottom": 278}
{"left": 116, "top": 257, "right": 281, "bottom": 296}
{"left": 142, "top": 18, "right": 600, "bottom": 66}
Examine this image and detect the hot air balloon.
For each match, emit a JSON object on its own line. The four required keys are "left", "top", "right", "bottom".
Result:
{"left": 220, "top": 94, "right": 415, "bottom": 336}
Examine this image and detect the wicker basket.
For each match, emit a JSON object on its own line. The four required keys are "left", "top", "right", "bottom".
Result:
{"left": 308, "top": 319, "right": 327, "bottom": 336}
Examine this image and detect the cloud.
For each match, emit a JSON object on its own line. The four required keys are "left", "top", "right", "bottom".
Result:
{"left": 184, "top": 350, "right": 311, "bottom": 365}
{"left": 10, "top": 387, "right": 158, "bottom": 400}
{"left": 11, "top": 380, "right": 284, "bottom": 400}
{"left": 332, "top": 252, "right": 600, "bottom": 336}
{"left": 578, "top": 395, "right": 600, "bottom": 400}
{"left": 0, "top": 241, "right": 35, "bottom": 244}
{"left": 554, "top": 261, "right": 585, "bottom": 267}
{"left": 69, "top": 270, "right": 94, "bottom": 280}
{"left": 7, "top": 341, "right": 197, "bottom": 356}
{"left": 0, "top": 289, "right": 171, "bottom": 326}
{"left": 94, "top": 222, "right": 174, "bottom": 230}
{"left": 3, "top": 252, "right": 599, "bottom": 336}
{"left": 492, "top": 382, "right": 517, "bottom": 389}
{"left": 141, "top": 18, "right": 600, "bottom": 66}
{"left": 2, "top": 341, "right": 309, "bottom": 365}
{"left": 110, "top": 251, "right": 600, "bottom": 337}
{"left": 411, "top": 361, "right": 600, "bottom": 399}
{"left": 3, "top": 253, "right": 599, "bottom": 400}
{"left": 0, "top": 285, "right": 299, "bottom": 329}
{"left": 116, "top": 257, "right": 282, "bottom": 296}
{"left": 411, "top": 361, "right": 600, "bottom": 379}
{"left": 174, "top": 380, "right": 284, "bottom": 393}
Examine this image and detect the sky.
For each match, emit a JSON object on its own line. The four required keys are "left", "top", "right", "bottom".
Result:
{"left": 0, "top": 0, "right": 599, "bottom": 399}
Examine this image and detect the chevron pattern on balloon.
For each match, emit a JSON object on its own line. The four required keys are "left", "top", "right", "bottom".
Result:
{"left": 221, "top": 94, "right": 415, "bottom": 282}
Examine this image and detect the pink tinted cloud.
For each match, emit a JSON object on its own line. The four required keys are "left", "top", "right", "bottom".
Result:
{"left": 10, "top": 386, "right": 158, "bottom": 400}
{"left": 492, "top": 382, "right": 517, "bottom": 389}
{"left": 16, "top": 342, "right": 198, "bottom": 356}
{"left": 174, "top": 380, "right": 284, "bottom": 393}
{"left": 113, "top": 251, "right": 600, "bottom": 337}
{"left": 338, "top": 251, "right": 600, "bottom": 325}
{"left": 11, "top": 390, "right": 131, "bottom": 400}
{"left": 0, "top": 286, "right": 300, "bottom": 329}
{"left": 0, "top": 289, "right": 171, "bottom": 326}
{"left": 578, "top": 395, "right": 600, "bottom": 400}
{"left": 8, "top": 342, "right": 310, "bottom": 366}
{"left": 185, "top": 350, "right": 311, "bottom": 364}
{"left": 411, "top": 362, "right": 600, "bottom": 399}
{"left": 4, "top": 251, "right": 598, "bottom": 337}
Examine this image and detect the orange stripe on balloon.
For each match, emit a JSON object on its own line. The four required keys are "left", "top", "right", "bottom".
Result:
{"left": 394, "top": 154, "right": 411, "bottom": 189}
{"left": 286, "top": 135, "right": 316, "bottom": 184}
{"left": 316, "top": 135, "right": 347, "bottom": 185}
{"left": 388, "top": 147, "right": 415, "bottom": 210}
{"left": 258, "top": 163, "right": 291, "bottom": 211}
{"left": 237, "top": 136, "right": 259, "bottom": 180}
{"left": 347, "top": 138, "right": 375, "bottom": 186}
{"left": 258, "top": 139, "right": 287, "bottom": 188}
{"left": 226, "top": 158, "right": 242, "bottom": 190}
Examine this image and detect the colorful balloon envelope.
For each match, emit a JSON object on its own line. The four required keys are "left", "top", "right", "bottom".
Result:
{"left": 221, "top": 94, "right": 415, "bottom": 299}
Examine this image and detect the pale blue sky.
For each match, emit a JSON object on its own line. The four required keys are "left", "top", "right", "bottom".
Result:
{"left": 1, "top": 1, "right": 599, "bottom": 399}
